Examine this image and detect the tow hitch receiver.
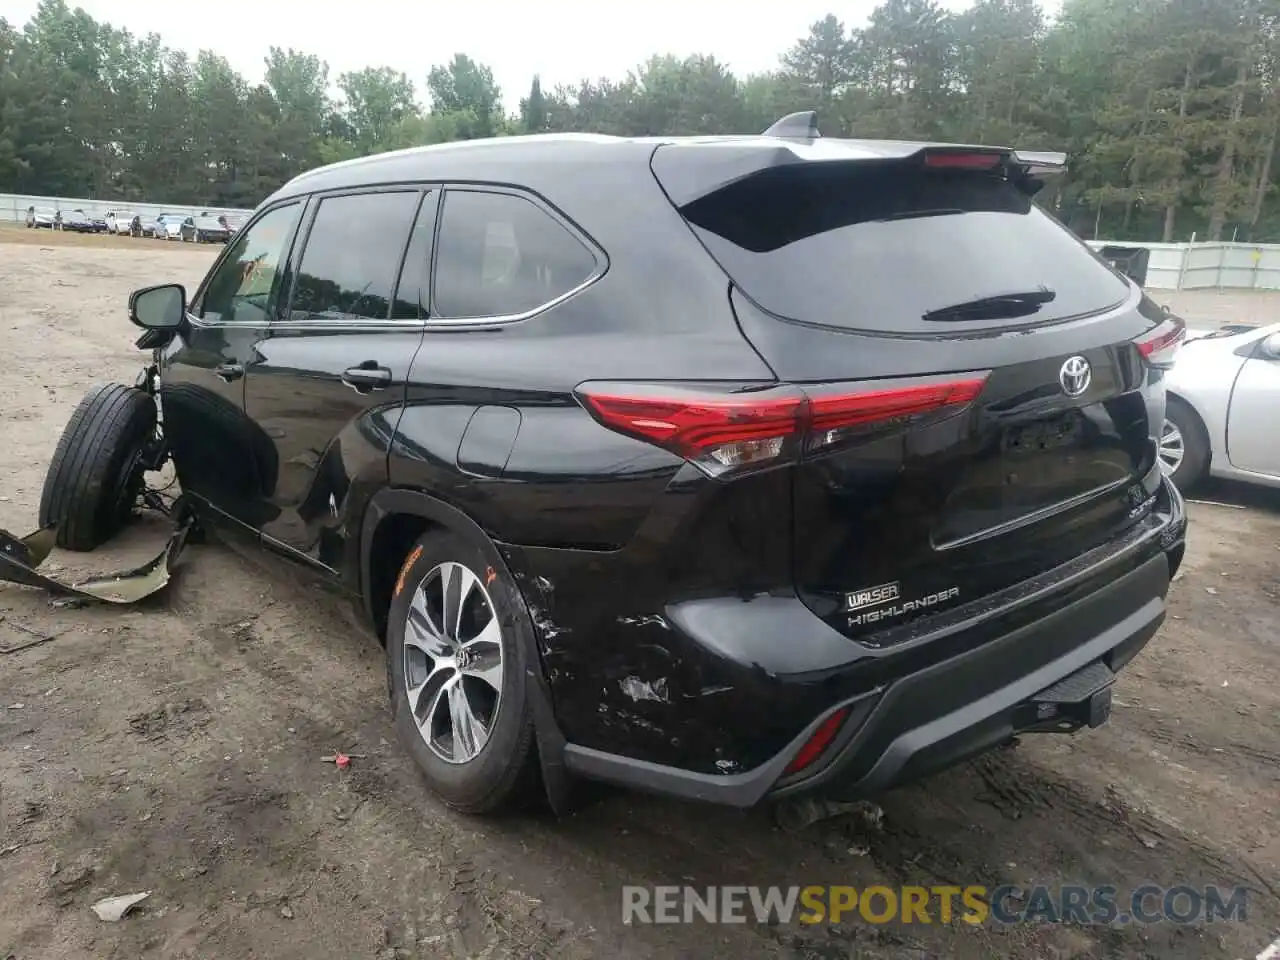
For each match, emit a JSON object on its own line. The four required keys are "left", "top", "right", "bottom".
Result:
{"left": 1017, "top": 661, "right": 1116, "bottom": 732}
{"left": 0, "top": 518, "right": 191, "bottom": 604}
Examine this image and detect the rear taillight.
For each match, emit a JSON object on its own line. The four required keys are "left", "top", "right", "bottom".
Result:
{"left": 572, "top": 383, "right": 807, "bottom": 476}
{"left": 1133, "top": 315, "right": 1186, "bottom": 369}
{"left": 576, "top": 373, "right": 989, "bottom": 478}
{"left": 805, "top": 377, "right": 988, "bottom": 454}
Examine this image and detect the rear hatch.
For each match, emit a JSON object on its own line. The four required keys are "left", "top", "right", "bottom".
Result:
{"left": 651, "top": 140, "right": 1183, "bottom": 644}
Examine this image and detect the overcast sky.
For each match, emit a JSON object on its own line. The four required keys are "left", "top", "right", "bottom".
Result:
{"left": 7, "top": 0, "right": 1064, "bottom": 111}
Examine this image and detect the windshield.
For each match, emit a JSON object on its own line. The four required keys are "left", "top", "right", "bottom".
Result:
{"left": 676, "top": 160, "right": 1130, "bottom": 335}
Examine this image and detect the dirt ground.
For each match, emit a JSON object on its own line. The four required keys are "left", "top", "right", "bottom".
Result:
{"left": 0, "top": 233, "right": 1277, "bottom": 960}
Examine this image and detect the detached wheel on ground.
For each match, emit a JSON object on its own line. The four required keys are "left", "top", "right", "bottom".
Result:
{"left": 1159, "top": 396, "right": 1209, "bottom": 492}
{"left": 385, "top": 530, "right": 540, "bottom": 814}
{"left": 38, "top": 383, "right": 157, "bottom": 552}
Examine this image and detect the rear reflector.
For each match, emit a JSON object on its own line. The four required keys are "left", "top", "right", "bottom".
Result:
{"left": 785, "top": 707, "right": 849, "bottom": 775}
{"left": 576, "top": 373, "right": 989, "bottom": 478}
{"left": 923, "top": 151, "right": 1004, "bottom": 170}
{"left": 1134, "top": 315, "right": 1186, "bottom": 369}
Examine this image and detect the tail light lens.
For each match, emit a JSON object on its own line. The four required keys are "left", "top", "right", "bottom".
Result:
{"left": 571, "top": 383, "right": 808, "bottom": 476}
{"left": 804, "top": 377, "right": 988, "bottom": 454}
{"left": 1134, "top": 315, "right": 1186, "bottom": 369}
{"left": 576, "top": 372, "right": 989, "bottom": 479}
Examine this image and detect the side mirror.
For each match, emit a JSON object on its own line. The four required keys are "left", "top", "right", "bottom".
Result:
{"left": 129, "top": 283, "right": 186, "bottom": 330}
{"left": 1261, "top": 332, "right": 1280, "bottom": 360}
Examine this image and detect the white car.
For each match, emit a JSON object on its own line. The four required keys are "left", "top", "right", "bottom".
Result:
{"left": 24, "top": 206, "right": 57, "bottom": 229}
{"left": 105, "top": 211, "right": 138, "bottom": 235}
{"left": 153, "top": 214, "right": 192, "bottom": 241}
{"left": 1161, "top": 322, "right": 1280, "bottom": 490}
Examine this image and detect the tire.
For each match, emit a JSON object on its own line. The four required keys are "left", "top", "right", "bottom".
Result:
{"left": 38, "top": 383, "right": 157, "bottom": 551}
{"left": 386, "top": 529, "right": 540, "bottom": 814}
{"left": 1161, "top": 396, "right": 1209, "bottom": 491}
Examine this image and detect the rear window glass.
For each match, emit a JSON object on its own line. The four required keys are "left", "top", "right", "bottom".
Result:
{"left": 676, "top": 161, "right": 1130, "bottom": 334}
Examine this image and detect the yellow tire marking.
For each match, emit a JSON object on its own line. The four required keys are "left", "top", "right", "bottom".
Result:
{"left": 394, "top": 545, "right": 424, "bottom": 599}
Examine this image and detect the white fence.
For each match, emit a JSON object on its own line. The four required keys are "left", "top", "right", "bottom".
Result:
{"left": 1087, "top": 239, "right": 1280, "bottom": 291}
{"left": 0, "top": 193, "right": 254, "bottom": 226}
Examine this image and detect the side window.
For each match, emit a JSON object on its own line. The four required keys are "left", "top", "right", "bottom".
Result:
{"left": 287, "top": 191, "right": 420, "bottom": 322}
{"left": 199, "top": 202, "right": 302, "bottom": 324}
{"left": 391, "top": 191, "right": 436, "bottom": 320}
{"left": 433, "top": 191, "right": 597, "bottom": 319}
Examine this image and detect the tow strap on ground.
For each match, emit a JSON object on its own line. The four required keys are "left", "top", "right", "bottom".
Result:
{"left": 0, "top": 518, "right": 191, "bottom": 603}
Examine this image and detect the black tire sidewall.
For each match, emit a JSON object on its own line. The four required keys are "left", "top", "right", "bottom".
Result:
{"left": 39, "top": 384, "right": 156, "bottom": 550}
{"left": 385, "top": 529, "right": 535, "bottom": 809}
{"left": 1165, "top": 397, "right": 1208, "bottom": 490}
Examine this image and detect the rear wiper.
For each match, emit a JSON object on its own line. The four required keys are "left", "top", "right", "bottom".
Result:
{"left": 923, "top": 287, "right": 1057, "bottom": 323}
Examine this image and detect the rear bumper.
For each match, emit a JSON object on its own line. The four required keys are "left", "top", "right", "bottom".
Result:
{"left": 559, "top": 477, "right": 1186, "bottom": 807}
{"left": 767, "top": 551, "right": 1165, "bottom": 802}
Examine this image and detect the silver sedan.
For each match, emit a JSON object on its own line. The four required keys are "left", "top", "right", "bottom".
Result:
{"left": 1162, "top": 321, "right": 1280, "bottom": 490}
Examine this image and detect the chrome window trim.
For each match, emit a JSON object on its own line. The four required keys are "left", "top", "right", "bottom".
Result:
{"left": 190, "top": 182, "right": 607, "bottom": 333}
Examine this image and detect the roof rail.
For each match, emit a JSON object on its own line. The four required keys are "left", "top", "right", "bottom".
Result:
{"left": 762, "top": 111, "right": 820, "bottom": 139}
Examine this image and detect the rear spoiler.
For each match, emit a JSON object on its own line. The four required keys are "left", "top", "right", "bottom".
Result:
{"left": 1009, "top": 150, "right": 1068, "bottom": 196}
{"left": 651, "top": 140, "right": 1070, "bottom": 206}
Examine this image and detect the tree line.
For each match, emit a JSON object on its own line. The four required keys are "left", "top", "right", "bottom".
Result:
{"left": 2, "top": 0, "right": 1278, "bottom": 241}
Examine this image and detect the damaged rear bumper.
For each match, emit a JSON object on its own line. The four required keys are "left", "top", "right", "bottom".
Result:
{"left": 0, "top": 520, "right": 191, "bottom": 603}
{"left": 559, "top": 478, "right": 1187, "bottom": 808}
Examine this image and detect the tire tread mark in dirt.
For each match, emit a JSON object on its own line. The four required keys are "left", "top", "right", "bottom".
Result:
{"left": 1144, "top": 724, "right": 1280, "bottom": 769}
{"left": 974, "top": 751, "right": 1280, "bottom": 904}
{"left": 435, "top": 848, "right": 584, "bottom": 959}
{"left": 444, "top": 852, "right": 492, "bottom": 957}
{"left": 126, "top": 698, "right": 210, "bottom": 741}
{"left": 973, "top": 751, "right": 1053, "bottom": 820}
{"left": 766, "top": 748, "right": 1280, "bottom": 959}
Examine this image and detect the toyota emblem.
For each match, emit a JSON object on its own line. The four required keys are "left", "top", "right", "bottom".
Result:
{"left": 1059, "top": 356, "right": 1091, "bottom": 397}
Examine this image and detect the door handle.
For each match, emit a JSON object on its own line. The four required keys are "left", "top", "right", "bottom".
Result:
{"left": 214, "top": 362, "right": 244, "bottom": 383}
{"left": 341, "top": 363, "right": 393, "bottom": 393}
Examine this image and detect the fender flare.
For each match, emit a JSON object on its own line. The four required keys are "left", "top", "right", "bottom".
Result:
{"left": 359, "top": 487, "right": 571, "bottom": 812}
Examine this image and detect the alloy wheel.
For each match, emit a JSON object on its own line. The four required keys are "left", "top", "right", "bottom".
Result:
{"left": 1158, "top": 418, "right": 1184, "bottom": 476}
{"left": 402, "top": 561, "right": 504, "bottom": 764}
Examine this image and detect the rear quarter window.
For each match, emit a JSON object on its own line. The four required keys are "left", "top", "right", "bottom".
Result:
{"left": 677, "top": 161, "right": 1131, "bottom": 335}
{"left": 433, "top": 190, "right": 598, "bottom": 320}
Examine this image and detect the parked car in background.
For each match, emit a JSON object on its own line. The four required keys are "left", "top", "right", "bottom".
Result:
{"left": 60, "top": 209, "right": 96, "bottom": 233}
{"left": 193, "top": 215, "right": 230, "bottom": 243}
{"left": 1161, "top": 321, "right": 1280, "bottom": 491}
{"left": 106, "top": 211, "right": 141, "bottom": 236}
{"left": 24, "top": 206, "right": 56, "bottom": 229}
{"left": 143, "top": 214, "right": 169, "bottom": 238}
{"left": 71, "top": 209, "right": 108, "bottom": 233}
{"left": 152, "top": 214, "right": 194, "bottom": 241}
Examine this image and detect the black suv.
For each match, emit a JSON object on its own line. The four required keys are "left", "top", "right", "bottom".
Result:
{"left": 39, "top": 115, "right": 1188, "bottom": 814}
